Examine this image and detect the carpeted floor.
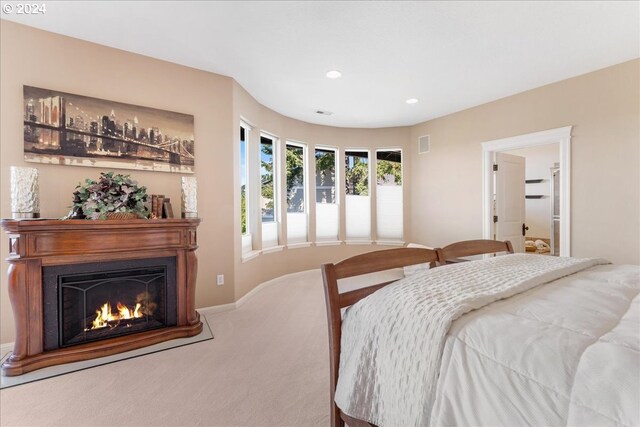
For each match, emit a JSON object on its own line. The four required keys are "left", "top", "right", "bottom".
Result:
{"left": 0, "top": 270, "right": 331, "bottom": 427}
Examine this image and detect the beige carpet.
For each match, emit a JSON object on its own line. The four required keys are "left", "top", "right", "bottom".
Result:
{"left": 0, "top": 270, "right": 331, "bottom": 427}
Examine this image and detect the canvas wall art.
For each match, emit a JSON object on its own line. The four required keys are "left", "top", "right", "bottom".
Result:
{"left": 23, "top": 86, "right": 195, "bottom": 173}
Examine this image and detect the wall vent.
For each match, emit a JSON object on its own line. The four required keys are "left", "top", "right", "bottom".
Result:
{"left": 418, "top": 135, "right": 430, "bottom": 154}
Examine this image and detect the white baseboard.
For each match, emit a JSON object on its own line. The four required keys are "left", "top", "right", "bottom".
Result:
{"left": 198, "top": 268, "right": 319, "bottom": 314}
{"left": 197, "top": 303, "right": 237, "bottom": 316}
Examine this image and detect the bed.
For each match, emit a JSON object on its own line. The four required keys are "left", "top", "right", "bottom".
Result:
{"left": 321, "top": 240, "right": 639, "bottom": 427}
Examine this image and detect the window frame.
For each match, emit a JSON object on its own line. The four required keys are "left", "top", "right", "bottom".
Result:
{"left": 314, "top": 145, "right": 341, "bottom": 244}
{"left": 375, "top": 148, "right": 404, "bottom": 244}
{"left": 259, "top": 131, "right": 281, "bottom": 250}
{"left": 240, "top": 121, "right": 251, "bottom": 237}
{"left": 285, "top": 140, "right": 310, "bottom": 246}
{"left": 259, "top": 132, "right": 279, "bottom": 225}
{"left": 344, "top": 148, "right": 372, "bottom": 243}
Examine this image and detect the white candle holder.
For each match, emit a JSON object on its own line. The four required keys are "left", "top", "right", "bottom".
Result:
{"left": 10, "top": 166, "right": 40, "bottom": 219}
{"left": 181, "top": 176, "right": 198, "bottom": 218}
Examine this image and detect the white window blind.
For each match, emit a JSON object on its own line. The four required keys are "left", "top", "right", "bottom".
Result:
{"left": 316, "top": 203, "right": 339, "bottom": 241}
{"left": 287, "top": 213, "right": 307, "bottom": 244}
{"left": 345, "top": 150, "right": 371, "bottom": 241}
{"left": 315, "top": 147, "right": 339, "bottom": 241}
{"left": 345, "top": 195, "right": 371, "bottom": 240}
{"left": 376, "top": 149, "right": 403, "bottom": 241}
{"left": 262, "top": 222, "right": 279, "bottom": 249}
{"left": 241, "top": 234, "right": 253, "bottom": 254}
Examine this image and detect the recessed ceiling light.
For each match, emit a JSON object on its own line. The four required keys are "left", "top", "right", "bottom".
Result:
{"left": 405, "top": 98, "right": 419, "bottom": 104}
{"left": 326, "top": 70, "right": 342, "bottom": 79}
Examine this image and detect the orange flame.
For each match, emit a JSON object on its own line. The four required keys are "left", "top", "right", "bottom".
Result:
{"left": 87, "top": 301, "right": 144, "bottom": 331}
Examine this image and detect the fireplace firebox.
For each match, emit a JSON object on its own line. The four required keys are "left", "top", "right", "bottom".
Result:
{"left": 42, "top": 257, "right": 177, "bottom": 351}
{"left": 1, "top": 218, "right": 202, "bottom": 376}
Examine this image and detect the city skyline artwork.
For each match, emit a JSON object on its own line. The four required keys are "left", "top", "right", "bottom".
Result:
{"left": 23, "top": 86, "right": 195, "bottom": 173}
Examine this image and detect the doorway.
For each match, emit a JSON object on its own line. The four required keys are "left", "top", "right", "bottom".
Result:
{"left": 481, "top": 126, "right": 572, "bottom": 256}
{"left": 502, "top": 144, "right": 559, "bottom": 255}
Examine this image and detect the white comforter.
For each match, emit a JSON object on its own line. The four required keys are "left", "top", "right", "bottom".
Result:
{"left": 431, "top": 263, "right": 640, "bottom": 427}
{"left": 335, "top": 255, "right": 639, "bottom": 426}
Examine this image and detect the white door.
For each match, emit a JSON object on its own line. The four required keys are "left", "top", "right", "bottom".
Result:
{"left": 495, "top": 152, "right": 526, "bottom": 252}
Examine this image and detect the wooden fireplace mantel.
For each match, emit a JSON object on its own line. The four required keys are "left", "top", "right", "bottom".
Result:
{"left": 1, "top": 218, "right": 203, "bottom": 376}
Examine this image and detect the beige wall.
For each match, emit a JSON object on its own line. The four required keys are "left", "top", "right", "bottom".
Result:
{"left": 0, "top": 22, "right": 411, "bottom": 344}
{"left": 1, "top": 22, "right": 638, "bottom": 345}
{"left": 409, "top": 59, "right": 640, "bottom": 264}
{"left": 0, "top": 22, "right": 238, "bottom": 344}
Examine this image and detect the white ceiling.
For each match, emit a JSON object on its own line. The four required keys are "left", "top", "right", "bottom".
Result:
{"left": 2, "top": 1, "right": 639, "bottom": 128}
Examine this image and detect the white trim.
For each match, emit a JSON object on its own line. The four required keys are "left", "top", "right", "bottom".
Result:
{"left": 375, "top": 240, "right": 405, "bottom": 247}
{"left": 259, "top": 129, "right": 279, "bottom": 141}
{"left": 314, "top": 240, "right": 343, "bottom": 246}
{"left": 241, "top": 250, "right": 261, "bottom": 263}
{"left": 285, "top": 139, "right": 307, "bottom": 149}
{"left": 198, "top": 269, "right": 320, "bottom": 315}
{"left": 197, "top": 303, "right": 237, "bottom": 316}
{"left": 287, "top": 242, "right": 312, "bottom": 249}
{"left": 261, "top": 245, "right": 285, "bottom": 254}
{"left": 239, "top": 117, "right": 255, "bottom": 130}
{"left": 345, "top": 240, "right": 374, "bottom": 245}
{"left": 481, "top": 126, "right": 572, "bottom": 256}
{"left": 481, "top": 126, "right": 572, "bottom": 151}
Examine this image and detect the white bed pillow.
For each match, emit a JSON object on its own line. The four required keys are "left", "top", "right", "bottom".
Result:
{"left": 403, "top": 243, "right": 434, "bottom": 277}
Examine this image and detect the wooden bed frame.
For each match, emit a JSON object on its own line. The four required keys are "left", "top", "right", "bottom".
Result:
{"left": 321, "top": 240, "right": 513, "bottom": 427}
{"left": 439, "top": 239, "right": 514, "bottom": 263}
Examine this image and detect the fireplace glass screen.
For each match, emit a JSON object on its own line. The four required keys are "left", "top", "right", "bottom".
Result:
{"left": 43, "top": 257, "right": 177, "bottom": 350}
{"left": 57, "top": 267, "right": 167, "bottom": 347}
{"left": 58, "top": 266, "right": 168, "bottom": 347}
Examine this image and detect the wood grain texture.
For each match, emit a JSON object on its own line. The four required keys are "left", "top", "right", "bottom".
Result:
{"left": 1, "top": 218, "right": 202, "bottom": 377}
{"left": 438, "top": 239, "right": 514, "bottom": 261}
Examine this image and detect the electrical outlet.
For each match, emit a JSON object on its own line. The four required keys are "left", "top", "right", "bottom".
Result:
{"left": 216, "top": 274, "right": 224, "bottom": 286}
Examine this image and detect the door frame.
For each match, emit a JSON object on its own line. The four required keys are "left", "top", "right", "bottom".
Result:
{"left": 481, "top": 126, "right": 572, "bottom": 256}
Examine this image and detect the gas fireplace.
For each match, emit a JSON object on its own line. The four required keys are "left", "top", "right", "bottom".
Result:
{"left": 42, "top": 258, "right": 177, "bottom": 351}
{"left": 1, "top": 218, "right": 202, "bottom": 377}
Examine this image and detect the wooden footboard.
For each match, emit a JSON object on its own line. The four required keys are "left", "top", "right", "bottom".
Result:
{"left": 321, "top": 247, "right": 440, "bottom": 427}
{"left": 320, "top": 240, "right": 512, "bottom": 427}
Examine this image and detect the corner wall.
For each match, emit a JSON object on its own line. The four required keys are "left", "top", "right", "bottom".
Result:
{"left": 409, "top": 59, "right": 640, "bottom": 264}
{"left": 0, "top": 21, "right": 413, "bottom": 344}
{"left": 0, "top": 21, "right": 236, "bottom": 343}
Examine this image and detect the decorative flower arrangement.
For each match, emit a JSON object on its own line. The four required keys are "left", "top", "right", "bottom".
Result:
{"left": 69, "top": 172, "right": 150, "bottom": 220}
